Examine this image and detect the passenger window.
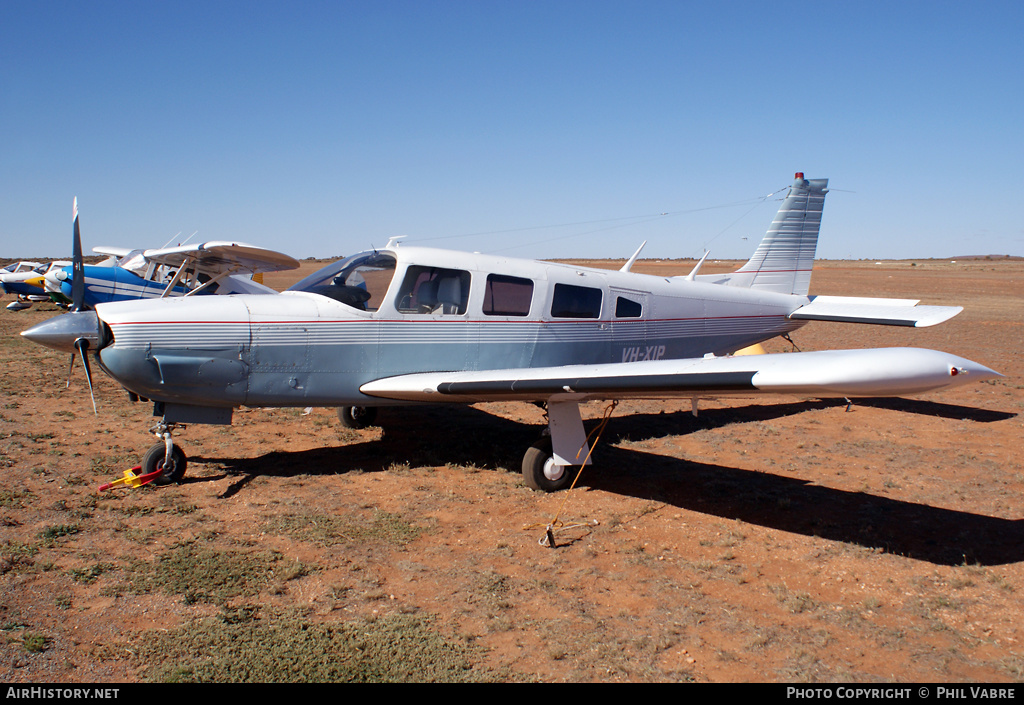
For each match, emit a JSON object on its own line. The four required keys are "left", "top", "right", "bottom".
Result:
{"left": 396, "top": 266, "right": 471, "bottom": 314}
{"left": 615, "top": 296, "right": 642, "bottom": 318}
{"left": 483, "top": 274, "right": 533, "bottom": 316}
{"left": 551, "top": 283, "right": 602, "bottom": 319}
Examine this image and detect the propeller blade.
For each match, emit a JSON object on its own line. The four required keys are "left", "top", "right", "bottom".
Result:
{"left": 74, "top": 338, "right": 98, "bottom": 415}
{"left": 71, "top": 197, "right": 84, "bottom": 312}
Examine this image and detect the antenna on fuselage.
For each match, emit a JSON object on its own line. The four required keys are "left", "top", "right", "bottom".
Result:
{"left": 619, "top": 240, "right": 647, "bottom": 272}
{"left": 385, "top": 236, "right": 405, "bottom": 249}
{"left": 685, "top": 249, "right": 712, "bottom": 281}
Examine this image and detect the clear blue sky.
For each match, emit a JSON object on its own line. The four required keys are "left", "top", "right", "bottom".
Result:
{"left": 2, "top": 1, "right": 1022, "bottom": 261}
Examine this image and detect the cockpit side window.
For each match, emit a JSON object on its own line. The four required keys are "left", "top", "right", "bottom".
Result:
{"left": 395, "top": 266, "right": 471, "bottom": 314}
{"left": 287, "top": 251, "right": 398, "bottom": 311}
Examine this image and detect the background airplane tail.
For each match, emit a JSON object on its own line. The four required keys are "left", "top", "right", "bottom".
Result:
{"left": 724, "top": 173, "right": 829, "bottom": 296}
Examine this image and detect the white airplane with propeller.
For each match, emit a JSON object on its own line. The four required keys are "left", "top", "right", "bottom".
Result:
{"left": 21, "top": 173, "right": 1000, "bottom": 491}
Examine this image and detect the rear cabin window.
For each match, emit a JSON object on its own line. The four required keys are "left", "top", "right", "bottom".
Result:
{"left": 396, "top": 266, "right": 471, "bottom": 314}
{"left": 551, "top": 283, "right": 602, "bottom": 319}
{"left": 483, "top": 274, "right": 533, "bottom": 316}
{"left": 615, "top": 296, "right": 642, "bottom": 318}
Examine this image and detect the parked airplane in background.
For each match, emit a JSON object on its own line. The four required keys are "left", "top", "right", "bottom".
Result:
{"left": 26, "top": 254, "right": 117, "bottom": 308}
{"left": 22, "top": 175, "right": 1001, "bottom": 491}
{"left": 2, "top": 261, "right": 70, "bottom": 310}
{"left": 0, "top": 261, "right": 43, "bottom": 277}
{"left": 51, "top": 242, "right": 301, "bottom": 307}
{"left": 49, "top": 212, "right": 301, "bottom": 308}
{"left": 1, "top": 260, "right": 44, "bottom": 310}
{"left": 15, "top": 199, "right": 300, "bottom": 312}
{"left": 0, "top": 261, "right": 44, "bottom": 290}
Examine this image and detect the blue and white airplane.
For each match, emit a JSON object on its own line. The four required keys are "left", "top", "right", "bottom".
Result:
{"left": 53, "top": 240, "right": 300, "bottom": 307}
{"left": 21, "top": 174, "right": 1001, "bottom": 491}
{"left": 46, "top": 200, "right": 301, "bottom": 309}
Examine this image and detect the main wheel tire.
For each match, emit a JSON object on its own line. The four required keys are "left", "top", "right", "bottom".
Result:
{"left": 142, "top": 443, "right": 187, "bottom": 485}
{"left": 522, "top": 437, "right": 577, "bottom": 492}
{"left": 337, "top": 406, "right": 378, "bottom": 429}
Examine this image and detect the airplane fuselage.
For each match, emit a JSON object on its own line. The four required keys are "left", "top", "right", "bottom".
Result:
{"left": 64, "top": 265, "right": 192, "bottom": 307}
{"left": 94, "top": 246, "right": 808, "bottom": 416}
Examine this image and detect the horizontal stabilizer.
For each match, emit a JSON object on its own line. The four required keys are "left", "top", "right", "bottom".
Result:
{"left": 789, "top": 296, "right": 962, "bottom": 327}
{"left": 360, "top": 348, "right": 998, "bottom": 403}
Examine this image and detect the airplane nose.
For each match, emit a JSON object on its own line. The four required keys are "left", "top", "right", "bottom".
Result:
{"left": 21, "top": 311, "right": 103, "bottom": 354}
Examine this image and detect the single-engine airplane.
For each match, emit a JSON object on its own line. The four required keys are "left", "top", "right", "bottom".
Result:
{"left": 40, "top": 200, "right": 301, "bottom": 310}
{"left": 51, "top": 239, "right": 301, "bottom": 308}
{"left": 2, "top": 261, "right": 69, "bottom": 311}
{"left": 22, "top": 174, "right": 1001, "bottom": 490}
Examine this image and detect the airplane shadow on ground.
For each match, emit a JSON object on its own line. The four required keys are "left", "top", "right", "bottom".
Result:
{"left": 193, "top": 399, "right": 1021, "bottom": 568}
{"left": 852, "top": 397, "right": 1016, "bottom": 422}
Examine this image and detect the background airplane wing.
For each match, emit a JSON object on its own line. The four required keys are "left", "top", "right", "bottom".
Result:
{"left": 91, "top": 246, "right": 133, "bottom": 258}
{"left": 788, "top": 296, "right": 962, "bottom": 327}
{"left": 360, "top": 348, "right": 999, "bottom": 403}
{"left": 142, "top": 241, "right": 299, "bottom": 273}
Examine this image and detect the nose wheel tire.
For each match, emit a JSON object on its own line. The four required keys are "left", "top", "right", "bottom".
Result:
{"left": 522, "top": 437, "right": 577, "bottom": 493}
{"left": 142, "top": 443, "right": 188, "bottom": 485}
{"left": 337, "top": 405, "right": 378, "bottom": 429}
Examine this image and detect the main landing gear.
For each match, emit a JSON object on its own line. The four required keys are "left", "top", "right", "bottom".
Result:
{"left": 521, "top": 400, "right": 592, "bottom": 493}
{"left": 522, "top": 436, "right": 578, "bottom": 492}
{"left": 337, "top": 405, "right": 378, "bottom": 429}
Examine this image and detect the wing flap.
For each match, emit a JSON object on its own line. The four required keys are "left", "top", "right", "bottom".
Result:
{"left": 789, "top": 295, "right": 962, "bottom": 327}
{"left": 360, "top": 348, "right": 999, "bottom": 403}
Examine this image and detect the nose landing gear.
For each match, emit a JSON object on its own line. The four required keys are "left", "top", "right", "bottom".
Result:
{"left": 141, "top": 421, "right": 187, "bottom": 485}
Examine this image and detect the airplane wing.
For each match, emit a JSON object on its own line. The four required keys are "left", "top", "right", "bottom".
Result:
{"left": 359, "top": 348, "right": 999, "bottom": 404}
{"left": 141, "top": 241, "right": 299, "bottom": 274}
{"left": 788, "top": 296, "right": 962, "bottom": 327}
{"left": 92, "top": 246, "right": 133, "bottom": 258}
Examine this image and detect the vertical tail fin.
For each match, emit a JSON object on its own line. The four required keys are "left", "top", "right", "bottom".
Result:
{"left": 726, "top": 173, "right": 829, "bottom": 295}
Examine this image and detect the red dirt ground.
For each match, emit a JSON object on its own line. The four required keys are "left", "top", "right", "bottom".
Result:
{"left": 0, "top": 258, "right": 1021, "bottom": 682}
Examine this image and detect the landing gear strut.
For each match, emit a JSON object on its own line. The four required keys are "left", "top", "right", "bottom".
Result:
{"left": 142, "top": 422, "right": 187, "bottom": 485}
{"left": 521, "top": 400, "right": 592, "bottom": 493}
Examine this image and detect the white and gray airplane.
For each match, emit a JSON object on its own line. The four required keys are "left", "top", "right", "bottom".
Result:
{"left": 1, "top": 260, "right": 62, "bottom": 310}
{"left": 21, "top": 174, "right": 1001, "bottom": 490}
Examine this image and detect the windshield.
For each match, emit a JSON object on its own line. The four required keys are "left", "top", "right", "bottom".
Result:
{"left": 287, "top": 251, "right": 398, "bottom": 311}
